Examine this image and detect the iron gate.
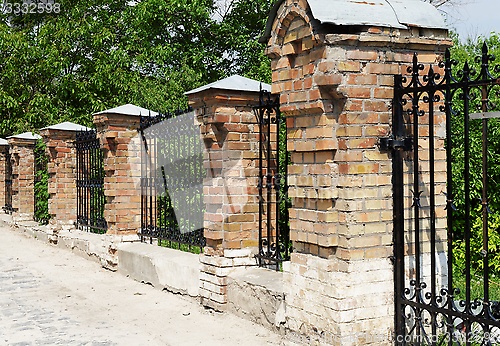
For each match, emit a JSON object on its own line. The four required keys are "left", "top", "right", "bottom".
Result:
{"left": 75, "top": 129, "right": 106, "bottom": 233}
{"left": 34, "top": 139, "right": 49, "bottom": 223}
{"left": 3, "top": 148, "right": 12, "bottom": 214}
{"left": 253, "top": 89, "right": 290, "bottom": 270}
{"left": 387, "top": 44, "right": 500, "bottom": 345}
{"left": 139, "top": 110, "right": 205, "bottom": 252}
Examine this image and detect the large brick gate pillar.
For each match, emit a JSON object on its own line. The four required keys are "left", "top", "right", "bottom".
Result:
{"left": 186, "top": 75, "right": 266, "bottom": 310}
{"left": 40, "top": 122, "right": 90, "bottom": 228}
{"left": 93, "top": 104, "right": 145, "bottom": 235}
{"left": 262, "top": 0, "right": 451, "bottom": 344}
{"left": 7, "top": 132, "right": 41, "bottom": 220}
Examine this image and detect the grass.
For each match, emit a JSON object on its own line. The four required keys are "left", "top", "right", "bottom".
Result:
{"left": 158, "top": 239, "right": 202, "bottom": 254}
{"left": 452, "top": 265, "right": 500, "bottom": 302}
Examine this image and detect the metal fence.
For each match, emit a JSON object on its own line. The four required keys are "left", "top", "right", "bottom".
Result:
{"left": 75, "top": 130, "right": 106, "bottom": 233}
{"left": 34, "top": 140, "right": 49, "bottom": 224}
{"left": 139, "top": 110, "right": 205, "bottom": 252}
{"left": 3, "top": 148, "right": 12, "bottom": 214}
{"left": 254, "top": 89, "right": 290, "bottom": 270}
{"left": 387, "top": 44, "right": 500, "bottom": 345}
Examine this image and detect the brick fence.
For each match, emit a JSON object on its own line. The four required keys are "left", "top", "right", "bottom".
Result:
{"left": 0, "top": 0, "right": 452, "bottom": 343}
{"left": 258, "top": 0, "right": 451, "bottom": 344}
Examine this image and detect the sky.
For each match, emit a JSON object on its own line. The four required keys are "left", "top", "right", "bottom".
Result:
{"left": 440, "top": 0, "right": 500, "bottom": 40}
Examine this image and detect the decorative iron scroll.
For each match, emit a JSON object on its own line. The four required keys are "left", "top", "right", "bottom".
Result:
{"left": 253, "top": 88, "right": 290, "bottom": 270}
{"left": 75, "top": 129, "right": 106, "bottom": 233}
{"left": 390, "top": 43, "right": 500, "bottom": 345}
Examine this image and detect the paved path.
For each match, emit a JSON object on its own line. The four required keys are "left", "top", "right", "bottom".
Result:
{"left": 0, "top": 226, "right": 289, "bottom": 346}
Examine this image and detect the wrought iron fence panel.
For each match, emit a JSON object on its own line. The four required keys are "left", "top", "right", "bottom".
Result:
{"left": 253, "top": 89, "right": 290, "bottom": 270}
{"left": 385, "top": 44, "right": 500, "bottom": 345}
{"left": 139, "top": 110, "right": 205, "bottom": 252}
{"left": 34, "top": 139, "right": 49, "bottom": 224}
{"left": 3, "top": 148, "right": 12, "bottom": 214}
{"left": 75, "top": 130, "right": 106, "bottom": 233}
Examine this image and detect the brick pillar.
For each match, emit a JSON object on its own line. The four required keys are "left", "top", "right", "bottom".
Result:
{"left": 262, "top": 0, "right": 451, "bottom": 344}
{"left": 0, "top": 139, "right": 8, "bottom": 208}
{"left": 7, "top": 132, "right": 41, "bottom": 220}
{"left": 93, "top": 105, "right": 143, "bottom": 235}
{"left": 186, "top": 77, "right": 264, "bottom": 311}
{"left": 40, "top": 122, "right": 89, "bottom": 227}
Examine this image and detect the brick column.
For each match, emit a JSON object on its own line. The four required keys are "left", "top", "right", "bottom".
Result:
{"left": 0, "top": 139, "right": 8, "bottom": 209}
{"left": 186, "top": 76, "right": 264, "bottom": 311}
{"left": 7, "top": 132, "right": 41, "bottom": 220}
{"left": 262, "top": 0, "right": 451, "bottom": 344}
{"left": 93, "top": 104, "right": 144, "bottom": 235}
{"left": 40, "top": 122, "right": 89, "bottom": 227}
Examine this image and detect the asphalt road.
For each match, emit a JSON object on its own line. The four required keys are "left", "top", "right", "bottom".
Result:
{"left": 0, "top": 225, "right": 289, "bottom": 346}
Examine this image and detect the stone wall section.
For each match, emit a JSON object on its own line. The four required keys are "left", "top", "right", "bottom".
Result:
{"left": 264, "top": 0, "right": 451, "bottom": 344}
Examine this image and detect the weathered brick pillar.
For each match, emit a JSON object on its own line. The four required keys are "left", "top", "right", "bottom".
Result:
{"left": 262, "top": 0, "right": 451, "bottom": 344}
{"left": 186, "top": 76, "right": 265, "bottom": 310}
{"left": 7, "top": 132, "right": 41, "bottom": 220}
{"left": 93, "top": 104, "right": 144, "bottom": 235}
{"left": 40, "top": 122, "right": 89, "bottom": 227}
{"left": 0, "top": 138, "right": 8, "bottom": 208}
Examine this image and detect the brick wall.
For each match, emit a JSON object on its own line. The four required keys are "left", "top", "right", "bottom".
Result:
{"left": 188, "top": 87, "right": 264, "bottom": 310}
{"left": 39, "top": 128, "right": 79, "bottom": 227}
{"left": 264, "top": 0, "right": 451, "bottom": 344}
{"left": 94, "top": 113, "right": 142, "bottom": 235}
{"left": 8, "top": 136, "right": 38, "bottom": 219}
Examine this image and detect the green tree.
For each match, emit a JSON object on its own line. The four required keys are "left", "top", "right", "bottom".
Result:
{"left": 448, "top": 33, "right": 500, "bottom": 280}
{"left": 0, "top": 0, "right": 273, "bottom": 137}
{"left": 215, "top": 0, "right": 273, "bottom": 82}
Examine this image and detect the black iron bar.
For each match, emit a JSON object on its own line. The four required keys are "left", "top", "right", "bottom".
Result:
{"left": 266, "top": 108, "right": 272, "bottom": 260}
{"left": 481, "top": 84, "right": 490, "bottom": 305}
{"left": 463, "top": 64, "right": 472, "bottom": 346}
{"left": 410, "top": 54, "right": 423, "bottom": 344}
{"left": 258, "top": 104, "right": 264, "bottom": 267}
{"left": 275, "top": 112, "right": 281, "bottom": 270}
{"left": 444, "top": 49, "right": 455, "bottom": 346}
{"left": 173, "top": 119, "right": 178, "bottom": 244}
{"left": 76, "top": 146, "right": 78, "bottom": 225}
{"left": 283, "top": 115, "right": 289, "bottom": 261}
{"left": 84, "top": 135, "right": 89, "bottom": 230}
{"left": 392, "top": 74, "right": 406, "bottom": 346}
{"left": 427, "top": 71, "right": 438, "bottom": 344}
{"left": 90, "top": 134, "right": 95, "bottom": 231}
{"left": 151, "top": 132, "right": 155, "bottom": 242}
{"left": 140, "top": 127, "right": 145, "bottom": 242}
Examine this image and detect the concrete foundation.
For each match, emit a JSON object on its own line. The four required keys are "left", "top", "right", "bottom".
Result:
{"left": 227, "top": 267, "right": 286, "bottom": 332}
{"left": 117, "top": 242, "right": 200, "bottom": 297}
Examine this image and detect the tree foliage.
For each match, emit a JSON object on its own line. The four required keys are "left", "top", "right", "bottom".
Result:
{"left": 0, "top": 0, "right": 273, "bottom": 137}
